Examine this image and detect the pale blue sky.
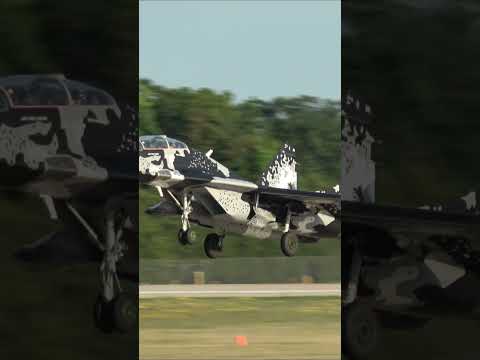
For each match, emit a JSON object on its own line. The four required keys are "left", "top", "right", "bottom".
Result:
{"left": 140, "top": 1, "right": 340, "bottom": 101}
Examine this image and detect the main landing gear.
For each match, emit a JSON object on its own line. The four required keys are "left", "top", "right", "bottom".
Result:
{"left": 280, "top": 205, "right": 298, "bottom": 257}
{"left": 342, "top": 300, "right": 380, "bottom": 360}
{"left": 280, "top": 232, "right": 298, "bottom": 257}
{"left": 342, "top": 235, "right": 380, "bottom": 360}
{"left": 88, "top": 197, "right": 137, "bottom": 334}
{"left": 204, "top": 233, "right": 224, "bottom": 259}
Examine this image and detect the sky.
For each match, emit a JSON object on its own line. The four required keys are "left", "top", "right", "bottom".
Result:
{"left": 140, "top": 1, "right": 340, "bottom": 102}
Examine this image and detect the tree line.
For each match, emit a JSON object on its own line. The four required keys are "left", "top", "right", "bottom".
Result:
{"left": 140, "top": 79, "right": 340, "bottom": 190}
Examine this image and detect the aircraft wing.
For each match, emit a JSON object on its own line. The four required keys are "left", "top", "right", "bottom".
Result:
{"left": 243, "top": 187, "right": 340, "bottom": 211}
{"left": 149, "top": 169, "right": 259, "bottom": 193}
{"left": 241, "top": 187, "right": 341, "bottom": 237}
{"left": 342, "top": 201, "right": 479, "bottom": 236}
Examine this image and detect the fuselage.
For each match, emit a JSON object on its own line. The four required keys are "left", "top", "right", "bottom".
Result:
{"left": 140, "top": 135, "right": 339, "bottom": 241}
{"left": 0, "top": 75, "right": 137, "bottom": 200}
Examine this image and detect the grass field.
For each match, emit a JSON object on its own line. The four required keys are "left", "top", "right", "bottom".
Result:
{"left": 140, "top": 297, "right": 340, "bottom": 360}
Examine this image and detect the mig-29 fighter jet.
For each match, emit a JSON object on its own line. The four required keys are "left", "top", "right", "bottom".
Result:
{"left": 139, "top": 135, "right": 340, "bottom": 258}
{"left": 0, "top": 74, "right": 138, "bottom": 333}
{"left": 341, "top": 92, "right": 480, "bottom": 360}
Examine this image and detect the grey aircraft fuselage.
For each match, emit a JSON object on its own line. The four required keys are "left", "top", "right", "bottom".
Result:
{"left": 139, "top": 135, "right": 340, "bottom": 245}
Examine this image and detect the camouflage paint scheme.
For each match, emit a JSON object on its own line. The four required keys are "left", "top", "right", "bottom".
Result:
{"left": 0, "top": 75, "right": 138, "bottom": 244}
{"left": 0, "top": 75, "right": 139, "bottom": 333}
{"left": 340, "top": 92, "right": 480, "bottom": 360}
{"left": 342, "top": 91, "right": 480, "bottom": 319}
{"left": 139, "top": 135, "right": 340, "bottom": 252}
{"left": 0, "top": 75, "right": 137, "bottom": 200}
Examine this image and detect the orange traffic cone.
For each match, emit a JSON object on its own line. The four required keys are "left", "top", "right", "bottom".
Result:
{"left": 234, "top": 335, "right": 248, "bottom": 347}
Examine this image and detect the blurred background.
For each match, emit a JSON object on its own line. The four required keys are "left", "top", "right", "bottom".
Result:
{"left": 343, "top": 1, "right": 480, "bottom": 359}
{"left": 343, "top": 0, "right": 480, "bottom": 206}
{"left": 0, "top": 0, "right": 138, "bottom": 358}
{"left": 139, "top": 1, "right": 341, "bottom": 359}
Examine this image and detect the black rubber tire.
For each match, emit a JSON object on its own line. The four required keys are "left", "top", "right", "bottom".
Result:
{"left": 93, "top": 295, "right": 114, "bottom": 333}
{"left": 113, "top": 293, "right": 138, "bottom": 333}
{"left": 342, "top": 300, "right": 380, "bottom": 360}
{"left": 178, "top": 229, "right": 196, "bottom": 245}
{"left": 204, "top": 233, "right": 221, "bottom": 259}
{"left": 280, "top": 232, "right": 298, "bottom": 257}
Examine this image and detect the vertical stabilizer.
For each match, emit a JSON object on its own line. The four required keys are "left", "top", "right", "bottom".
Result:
{"left": 341, "top": 92, "right": 376, "bottom": 203}
{"left": 258, "top": 144, "right": 297, "bottom": 190}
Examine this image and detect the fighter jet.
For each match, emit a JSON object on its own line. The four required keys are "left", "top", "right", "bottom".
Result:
{"left": 0, "top": 74, "right": 138, "bottom": 333}
{"left": 139, "top": 135, "right": 340, "bottom": 258}
{"left": 341, "top": 92, "right": 480, "bottom": 360}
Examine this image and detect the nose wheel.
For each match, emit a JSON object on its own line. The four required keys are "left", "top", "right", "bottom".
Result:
{"left": 94, "top": 197, "right": 138, "bottom": 334}
{"left": 204, "top": 233, "right": 224, "bottom": 258}
{"left": 178, "top": 228, "right": 196, "bottom": 245}
{"left": 112, "top": 293, "right": 139, "bottom": 333}
{"left": 94, "top": 293, "right": 138, "bottom": 334}
{"left": 94, "top": 295, "right": 114, "bottom": 333}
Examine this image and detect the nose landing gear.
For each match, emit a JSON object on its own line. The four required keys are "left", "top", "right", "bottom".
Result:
{"left": 178, "top": 228, "right": 196, "bottom": 245}
{"left": 176, "top": 191, "right": 197, "bottom": 246}
{"left": 94, "top": 197, "right": 138, "bottom": 334}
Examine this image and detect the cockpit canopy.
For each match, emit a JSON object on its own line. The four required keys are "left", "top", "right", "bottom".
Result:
{"left": 140, "top": 135, "right": 188, "bottom": 150}
{"left": 0, "top": 74, "right": 116, "bottom": 107}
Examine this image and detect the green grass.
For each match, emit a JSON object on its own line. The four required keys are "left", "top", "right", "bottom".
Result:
{"left": 140, "top": 297, "right": 340, "bottom": 360}
{"left": 140, "top": 256, "right": 340, "bottom": 284}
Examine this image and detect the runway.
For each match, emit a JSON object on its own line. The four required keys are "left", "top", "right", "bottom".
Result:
{"left": 140, "top": 283, "right": 340, "bottom": 298}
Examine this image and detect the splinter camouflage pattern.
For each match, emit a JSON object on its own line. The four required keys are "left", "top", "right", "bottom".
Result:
{"left": 0, "top": 74, "right": 138, "bottom": 200}
{"left": 140, "top": 134, "right": 340, "bottom": 248}
{"left": 341, "top": 92, "right": 376, "bottom": 203}
{"left": 258, "top": 144, "right": 297, "bottom": 190}
{"left": 342, "top": 91, "right": 480, "bottom": 316}
{"left": 0, "top": 74, "right": 139, "bottom": 332}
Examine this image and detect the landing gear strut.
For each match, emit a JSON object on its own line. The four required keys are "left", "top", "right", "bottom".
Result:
{"left": 93, "top": 197, "right": 138, "bottom": 333}
{"left": 177, "top": 191, "right": 196, "bottom": 245}
{"left": 204, "top": 233, "right": 224, "bottom": 259}
{"left": 342, "top": 235, "right": 380, "bottom": 360}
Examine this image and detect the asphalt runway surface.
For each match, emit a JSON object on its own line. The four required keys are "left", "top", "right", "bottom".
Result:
{"left": 140, "top": 283, "right": 341, "bottom": 298}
